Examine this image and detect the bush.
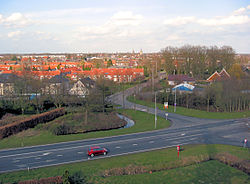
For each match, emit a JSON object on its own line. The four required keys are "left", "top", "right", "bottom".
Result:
{"left": 69, "top": 171, "right": 86, "bottom": 184}
{"left": 0, "top": 108, "right": 65, "bottom": 139}
{"left": 52, "top": 124, "right": 71, "bottom": 135}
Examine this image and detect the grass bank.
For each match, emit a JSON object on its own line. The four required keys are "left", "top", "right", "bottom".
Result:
{"left": 127, "top": 96, "right": 250, "bottom": 119}
{"left": 0, "top": 144, "right": 249, "bottom": 184}
{"left": 0, "top": 109, "right": 170, "bottom": 150}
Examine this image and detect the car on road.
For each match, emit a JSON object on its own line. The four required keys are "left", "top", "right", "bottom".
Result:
{"left": 87, "top": 146, "right": 108, "bottom": 157}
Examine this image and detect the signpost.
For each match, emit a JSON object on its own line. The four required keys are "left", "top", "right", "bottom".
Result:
{"left": 165, "top": 113, "right": 168, "bottom": 120}
{"left": 164, "top": 102, "right": 168, "bottom": 110}
{"left": 177, "top": 145, "right": 180, "bottom": 158}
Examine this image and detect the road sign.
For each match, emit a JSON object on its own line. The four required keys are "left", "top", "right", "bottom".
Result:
{"left": 177, "top": 145, "right": 180, "bottom": 158}
{"left": 164, "top": 102, "right": 168, "bottom": 110}
{"left": 165, "top": 113, "right": 168, "bottom": 120}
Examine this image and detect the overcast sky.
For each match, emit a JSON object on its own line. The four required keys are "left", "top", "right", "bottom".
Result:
{"left": 0, "top": 0, "right": 249, "bottom": 53}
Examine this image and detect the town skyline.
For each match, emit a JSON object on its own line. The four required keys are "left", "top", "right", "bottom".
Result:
{"left": 0, "top": 0, "right": 250, "bottom": 53}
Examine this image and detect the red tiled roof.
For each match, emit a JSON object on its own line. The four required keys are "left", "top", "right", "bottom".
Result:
{"left": 207, "top": 69, "right": 230, "bottom": 82}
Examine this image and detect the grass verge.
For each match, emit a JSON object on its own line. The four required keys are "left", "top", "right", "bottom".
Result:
{"left": 0, "top": 109, "right": 170, "bottom": 150}
{"left": 0, "top": 144, "right": 249, "bottom": 184}
{"left": 127, "top": 96, "right": 250, "bottom": 119}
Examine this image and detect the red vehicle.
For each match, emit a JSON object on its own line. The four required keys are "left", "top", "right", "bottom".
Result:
{"left": 87, "top": 146, "right": 108, "bottom": 157}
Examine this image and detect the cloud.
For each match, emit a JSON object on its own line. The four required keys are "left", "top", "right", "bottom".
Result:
{"left": 34, "top": 31, "right": 58, "bottom": 41}
{"left": 2, "top": 12, "right": 32, "bottom": 27}
{"left": 7, "top": 30, "right": 22, "bottom": 39}
{"left": 233, "top": 7, "right": 246, "bottom": 15}
{"left": 164, "top": 6, "right": 250, "bottom": 27}
{"left": 26, "top": 8, "right": 106, "bottom": 18}
{"left": 165, "top": 34, "right": 181, "bottom": 41}
{"left": 0, "top": 14, "right": 3, "bottom": 24}
{"left": 197, "top": 15, "right": 249, "bottom": 26}
{"left": 110, "top": 11, "right": 143, "bottom": 26}
{"left": 74, "top": 11, "right": 144, "bottom": 40}
{"left": 164, "top": 16, "right": 196, "bottom": 26}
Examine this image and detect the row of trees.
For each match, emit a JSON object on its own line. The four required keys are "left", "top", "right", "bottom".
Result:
{"left": 161, "top": 45, "right": 235, "bottom": 79}
{"left": 0, "top": 75, "right": 115, "bottom": 116}
{"left": 152, "top": 78, "right": 250, "bottom": 112}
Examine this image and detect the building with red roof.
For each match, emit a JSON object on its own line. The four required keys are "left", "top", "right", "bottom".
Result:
{"left": 207, "top": 68, "right": 230, "bottom": 82}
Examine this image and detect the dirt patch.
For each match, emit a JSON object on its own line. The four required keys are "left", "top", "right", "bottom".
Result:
{"left": 16, "top": 129, "right": 41, "bottom": 138}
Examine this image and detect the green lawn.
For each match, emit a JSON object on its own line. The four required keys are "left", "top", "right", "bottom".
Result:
{"left": 128, "top": 96, "right": 250, "bottom": 119}
{"left": 0, "top": 144, "right": 249, "bottom": 184}
{"left": 0, "top": 109, "right": 170, "bottom": 150}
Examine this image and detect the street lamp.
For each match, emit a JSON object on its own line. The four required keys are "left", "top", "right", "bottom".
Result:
{"left": 155, "top": 91, "right": 157, "bottom": 129}
{"left": 174, "top": 88, "right": 176, "bottom": 112}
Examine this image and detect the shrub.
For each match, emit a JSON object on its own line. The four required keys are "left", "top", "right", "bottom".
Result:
{"left": 69, "top": 171, "right": 87, "bottom": 184}
{"left": 0, "top": 108, "right": 65, "bottom": 139}
{"left": 52, "top": 124, "right": 71, "bottom": 135}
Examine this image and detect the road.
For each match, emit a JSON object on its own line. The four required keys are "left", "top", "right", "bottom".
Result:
{"left": 0, "top": 82, "right": 249, "bottom": 173}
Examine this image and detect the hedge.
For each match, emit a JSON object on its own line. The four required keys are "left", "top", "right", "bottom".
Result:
{"left": 0, "top": 108, "right": 65, "bottom": 139}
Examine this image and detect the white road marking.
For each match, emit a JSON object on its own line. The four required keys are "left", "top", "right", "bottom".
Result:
{"left": 181, "top": 133, "right": 185, "bottom": 136}
{"left": 149, "top": 141, "right": 154, "bottom": 143}
{"left": 0, "top": 132, "right": 203, "bottom": 160}
{"left": 35, "top": 157, "right": 41, "bottom": 160}
{"left": 189, "top": 137, "right": 197, "bottom": 141}
{"left": 42, "top": 152, "right": 50, "bottom": 156}
{"left": 133, "top": 144, "right": 138, "bottom": 146}
{"left": 17, "top": 164, "right": 26, "bottom": 168}
{"left": 57, "top": 155, "right": 63, "bottom": 157}
{"left": 77, "top": 152, "right": 83, "bottom": 154}
{"left": 12, "top": 160, "right": 20, "bottom": 163}
{"left": 115, "top": 146, "right": 121, "bottom": 149}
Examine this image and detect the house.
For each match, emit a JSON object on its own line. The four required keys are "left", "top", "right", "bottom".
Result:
{"left": 207, "top": 68, "right": 230, "bottom": 82}
{"left": 0, "top": 73, "right": 20, "bottom": 96}
{"left": 69, "top": 77, "right": 95, "bottom": 97}
{"left": 167, "top": 74, "right": 195, "bottom": 85}
{"left": 172, "top": 83, "right": 195, "bottom": 93}
{"left": 43, "top": 74, "right": 70, "bottom": 95}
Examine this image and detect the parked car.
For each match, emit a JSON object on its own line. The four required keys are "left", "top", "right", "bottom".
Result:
{"left": 87, "top": 146, "right": 108, "bottom": 157}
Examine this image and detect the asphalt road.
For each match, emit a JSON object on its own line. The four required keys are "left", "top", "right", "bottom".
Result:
{"left": 0, "top": 83, "right": 249, "bottom": 173}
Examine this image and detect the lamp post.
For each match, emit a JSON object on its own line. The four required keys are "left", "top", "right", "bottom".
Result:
{"left": 155, "top": 91, "right": 157, "bottom": 129}
{"left": 174, "top": 88, "right": 176, "bottom": 112}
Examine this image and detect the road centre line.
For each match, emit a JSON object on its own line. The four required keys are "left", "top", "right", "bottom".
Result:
{"left": 0, "top": 132, "right": 204, "bottom": 159}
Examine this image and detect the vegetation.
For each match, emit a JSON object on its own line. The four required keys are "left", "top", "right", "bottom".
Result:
{"left": 0, "top": 108, "right": 65, "bottom": 139}
{"left": 0, "top": 109, "right": 170, "bottom": 150}
{"left": 128, "top": 96, "right": 250, "bottom": 119}
{"left": 41, "top": 111, "right": 126, "bottom": 135}
{"left": 161, "top": 45, "right": 235, "bottom": 79}
{"left": 0, "top": 144, "right": 249, "bottom": 184}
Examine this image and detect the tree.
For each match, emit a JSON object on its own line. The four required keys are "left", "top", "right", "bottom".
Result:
{"left": 162, "top": 46, "right": 176, "bottom": 74}
{"left": 107, "top": 59, "right": 113, "bottom": 67}
{"left": 228, "top": 64, "right": 245, "bottom": 79}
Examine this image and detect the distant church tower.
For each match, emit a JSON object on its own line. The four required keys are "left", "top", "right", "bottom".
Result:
{"left": 139, "top": 49, "right": 143, "bottom": 56}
